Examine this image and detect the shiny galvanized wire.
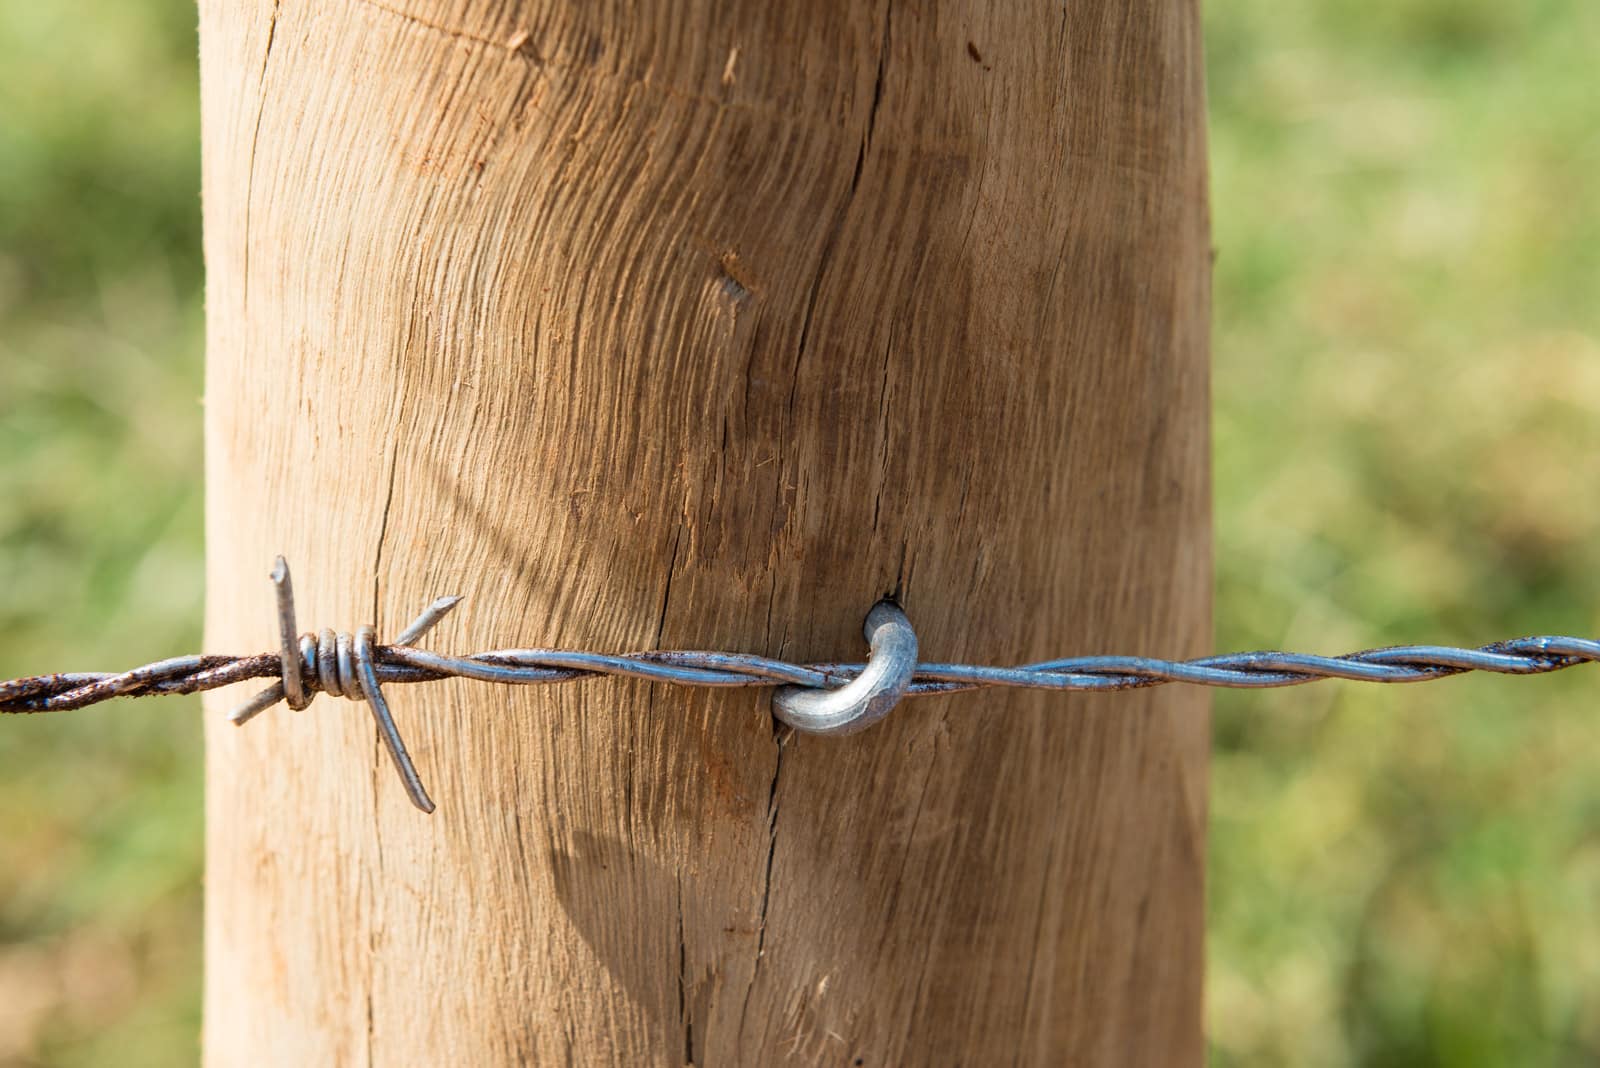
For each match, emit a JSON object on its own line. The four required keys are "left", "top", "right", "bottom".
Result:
{"left": 4, "top": 558, "right": 1598, "bottom": 812}
{"left": 9, "top": 629, "right": 1598, "bottom": 710}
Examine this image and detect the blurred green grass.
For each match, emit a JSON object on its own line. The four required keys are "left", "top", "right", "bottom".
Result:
{"left": 0, "top": 1, "right": 1596, "bottom": 1064}
{"left": 1209, "top": 1, "right": 1600, "bottom": 1064}
{"left": 0, "top": 2, "right": 205, "bottom": 1066}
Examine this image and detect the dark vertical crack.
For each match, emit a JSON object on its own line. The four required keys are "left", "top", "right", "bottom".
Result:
{"left": 364, "top": 318, "right": 413, "bottom": 1068}
{"left": 871, "top": 327, "right": 894, "bottom": 532}
{"left": 371, "top": 456, "right": 401, "bottom": 618}
{"left": 735, "top": 725, "right": 788, "bottom": 1048}
{"left": 787, "top": 241, "right": 835, "bottom": 416}
{"left": 369, "top": 374, "right": 408, "bottom": 820}
{"left": 365, "top": 989, "right": 376, "bottom": 1068}
{"left": 655, "top": 523, "right": 684, "bottom": 647}
{"left": 659, "top": 523, "right": 689, "bottom": 1055}
{"left": 860, "top": 1, "right": 893, "bottom": 181}
{"left": 241, "top": 1, "right": 282, "bottom": 317}
{"left": 753, "top": 728, "right": 786, "bottom": 970}
{"left": 676, "top": 873, "right": 695, "bottom": 1066}
{"left": 741, "top": 9, "right": 891, "bottom": 1050}
{"left": 371, "top": 332, "right": 416, "bottom": 617}
{"left": 785, "top": 0, "right": 894, "bottom": 415}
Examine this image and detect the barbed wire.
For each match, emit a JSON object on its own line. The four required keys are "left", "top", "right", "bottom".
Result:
{"left": 4, "top": 558, "right": 1597, "bottom": 812}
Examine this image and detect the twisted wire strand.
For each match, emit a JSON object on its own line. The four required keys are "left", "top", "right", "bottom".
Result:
{"left": 6, "top": 627, "right": 1599, "bottom": 715}
{"left": 6, "top": 557, "right": 1597, "bottom": 814}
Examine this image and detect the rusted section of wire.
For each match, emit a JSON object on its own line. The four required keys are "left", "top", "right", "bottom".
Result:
{"left": 4, "top": 558, "right": 1597, "bottom": 812}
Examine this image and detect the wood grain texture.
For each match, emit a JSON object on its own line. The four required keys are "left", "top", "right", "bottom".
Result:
{"left": 199, "top": 1, "right": 1210, "bottom": 1063}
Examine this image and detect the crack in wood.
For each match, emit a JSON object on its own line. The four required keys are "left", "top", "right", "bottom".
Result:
{"left": 240, "top": 0, "right": 280, "bottom": 320}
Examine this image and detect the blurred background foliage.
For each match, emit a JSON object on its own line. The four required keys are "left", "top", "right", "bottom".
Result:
{"left": 1208, "top": 1, "right": 1600, "bottom": 1064}
{"left": 0, "top": 2, "right": 205, "bottom": 1066}
{"left": 0, "top": 0, "right": 1595, "bottom": 1064}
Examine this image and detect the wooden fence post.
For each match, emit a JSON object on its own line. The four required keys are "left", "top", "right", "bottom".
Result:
{"left": 199, "top": 1, "right": 1210, "bottom": 1062}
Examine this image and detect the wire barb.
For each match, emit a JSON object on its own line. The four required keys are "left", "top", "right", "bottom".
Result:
{"left": 220, "top": 558, "right": 460, "bottom": 811}
{"left": 4, "top": 559, "right": 1599, "bottom": 814}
